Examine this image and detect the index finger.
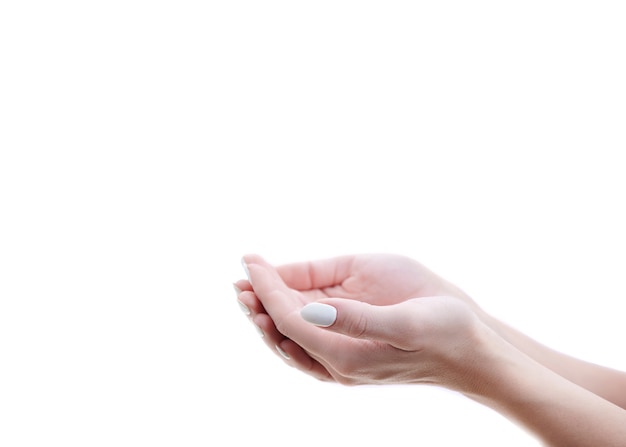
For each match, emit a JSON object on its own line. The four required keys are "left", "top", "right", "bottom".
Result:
{"left": 242, "top": 254, "right": 343, "bottom": 351}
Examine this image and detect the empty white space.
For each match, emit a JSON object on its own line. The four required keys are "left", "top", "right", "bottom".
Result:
{"left": 1, "top": 1, "right": 625, "bottom": 446}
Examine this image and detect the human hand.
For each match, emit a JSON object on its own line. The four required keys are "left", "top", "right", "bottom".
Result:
{"left": 299, "top": 294, "right": 495, "bottom": 390}
{"left": 235, "top": 254, "right": 488, "bottom": 387}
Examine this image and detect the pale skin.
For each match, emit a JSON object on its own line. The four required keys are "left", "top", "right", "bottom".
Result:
{"left": 235, "top": 253, "right": 626, "bottom": 446}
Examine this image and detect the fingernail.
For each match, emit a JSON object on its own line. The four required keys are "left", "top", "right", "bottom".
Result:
{"left": 241, "top": 258, "right": 251, "bottom": 283}
{"left": 252, "top": 322, "right": 264, "bottom": 337}
{"left": 237, "top": 299, "right": 251, "bottom": 315}
{"left": 301, "top": 303, "right": 337, "bottom": 327}
{"left": 275, "top": 344, "right": 290, "bottom": 360}
{"left": 233, "top": 284, "right": 242, "bottom": 295}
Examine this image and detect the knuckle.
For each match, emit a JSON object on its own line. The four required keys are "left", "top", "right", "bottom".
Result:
{"left": 274, "top": 311, "right": 297, "bottom": 339}
{"left": 345, "top": 308, "right": 369, "bottom": 339}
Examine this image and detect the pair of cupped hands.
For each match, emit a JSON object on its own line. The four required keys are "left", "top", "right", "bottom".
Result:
{"left": 235, "top": 254, "right": 498, "bottom": 392}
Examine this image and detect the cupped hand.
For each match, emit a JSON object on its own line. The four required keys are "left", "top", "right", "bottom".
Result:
{"left": 298, "top": 294, "right": 491, "bottom": 390}
{"left": 240, "top": 252, "right": 478, "bottom": 307}
{"left": 235, "top": 253, "right": 485, "bottom": 383}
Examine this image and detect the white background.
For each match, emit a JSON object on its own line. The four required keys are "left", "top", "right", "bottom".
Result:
{"left": 1, "top": 1, "right": 625, "bottom": 446}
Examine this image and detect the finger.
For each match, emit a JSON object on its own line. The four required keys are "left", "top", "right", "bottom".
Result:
{"left": 275, "top": 255, "right": 356, "bottom": 291}
{"left": 236, "top": 290, "right": 265, "bottom": 316}
{"left": 253, "top": 314, "right": 333, "bottom": 381}
{"left": 300, "top": 298, "right": 417, "bottom": 350}
{"left": 233, "top": 279, "right": 253, "bottom": 293}
{"left": 276, "top": 339, "right": 333, "bottom": 382}
{"left": 242, "top": 254, "right": 301, "bottom": 317}
{"left": 242, "top": 255, "right": 353, "bottom": 353}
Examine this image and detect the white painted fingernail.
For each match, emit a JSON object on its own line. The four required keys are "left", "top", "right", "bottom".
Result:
{"left": 275, "top": 345, "right": 290, "bottom": 360}
{"left": 237, "top": 299, "right": 251, "bottom": 315}
{"left": 301, "top": 303, "right": 337, "bottom": 327}
{"left": 252, "top": 322, "right": 264, "bottom": 337}
{"left": 233, "top": 284, "right": 242, "bottom": 295}
{"left": 241, "top": 258, "right": 251, "bottom": 283}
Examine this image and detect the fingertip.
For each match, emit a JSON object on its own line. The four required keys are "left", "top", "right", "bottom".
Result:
{"left": 241, "top": 254, "right": 270, "bottom": 285}
{"left": 241, "top": 253, "right": 265, "bottom": 266}
{"left": 240, "top": 257, "right": 251, "bottom": 280}
{"left": 237, "top": 299, "right": 251, "bottom": 315}
{"left": 237, "top": 290, "right": 265, "bottom": 315}
{"left": 233, "top": 279, "right": 252, "bottom": 292}
{"left": 233, "top": 283, "right": 242, "bottom": 295}
{"left": 275, "top": 343, "right": 291, "bottom": 360}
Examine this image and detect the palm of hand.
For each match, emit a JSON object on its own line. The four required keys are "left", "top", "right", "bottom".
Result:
{"left": 292, "top": 254, "right": 451, "bottom": 307}
{"left": 240, "top": 253, "right": 479, "bottom": 384}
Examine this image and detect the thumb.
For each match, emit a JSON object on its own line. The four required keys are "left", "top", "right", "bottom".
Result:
{"left": 300, "top": 299, "right": 405, "bottom": 345}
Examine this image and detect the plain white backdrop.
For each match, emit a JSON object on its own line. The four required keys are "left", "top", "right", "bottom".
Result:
{"left": 1, "top": 1, "right": 625, "bottom": 446}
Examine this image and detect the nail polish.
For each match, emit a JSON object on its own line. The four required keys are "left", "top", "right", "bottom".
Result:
{"left": 241, "top": 258, "right": 251, "bottom": 282}
{"left": 237, "top": 299, "right": 251, "bottom": 315}
{"left": 252, "top": 322, "right": 264, "bottom": 338}
{"left": 275, "top": 345, "right": 290, "bottom": 360}
{"left": 301, "top": 303, "right": 337, "bottom": 327}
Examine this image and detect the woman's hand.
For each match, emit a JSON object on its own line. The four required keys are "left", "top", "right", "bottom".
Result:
{"left": 235, "top": 253, "right": 490, "bottom": 389}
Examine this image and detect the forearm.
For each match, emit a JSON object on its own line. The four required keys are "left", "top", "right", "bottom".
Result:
{"left": 464, "top": 328, "right": 626, "bottom": 447}
{"left": 480, "top": 312, "right": 626, "bottom": 409}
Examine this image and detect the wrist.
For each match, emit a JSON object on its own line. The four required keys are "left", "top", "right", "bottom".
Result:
{"left": 437, "top": 318, "right": 517, "bottom": 394}
{"left": 461, "top": 336, "right": 626, "bottom": 447}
